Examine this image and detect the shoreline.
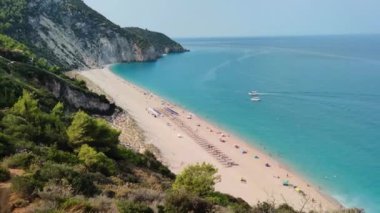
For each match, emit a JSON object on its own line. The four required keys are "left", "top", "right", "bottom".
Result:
{"left": 71, "top": 66, "right": 343, "bottom": 211}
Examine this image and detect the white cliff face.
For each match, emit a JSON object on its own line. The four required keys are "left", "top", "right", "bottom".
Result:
{"left": 20, "top": 0, "right": 184, "bottom": 69}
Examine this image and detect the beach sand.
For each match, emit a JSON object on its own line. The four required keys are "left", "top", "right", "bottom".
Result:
{"left": 73, "top": 67, "right": 342, "bottom": 212}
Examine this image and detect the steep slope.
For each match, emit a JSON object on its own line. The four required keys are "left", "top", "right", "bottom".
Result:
{"left": 0, "top": 0, "right": 186, "bottom": 69}
{"left": 125, "top": 27, "right": 187, "bottom": 54}
{"left": 0, "top": 34, "right": 115, "bottom": 114}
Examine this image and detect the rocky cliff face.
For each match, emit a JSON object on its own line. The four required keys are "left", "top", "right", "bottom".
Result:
{"left": 36, "top": 69, "right": 116, "bottom": 115}
{"left": 1, "top": 0, "right": 186, "bottom": 69}
{"left": 0, "top": 55, "right": 115, "bottom": 115}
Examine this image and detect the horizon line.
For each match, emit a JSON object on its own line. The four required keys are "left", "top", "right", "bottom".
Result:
{"left": 172, "top": 32, "right": 380, "bottom": 40}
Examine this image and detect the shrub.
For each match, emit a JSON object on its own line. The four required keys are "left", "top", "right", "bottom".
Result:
{"left": 88, "top": 196, "right": 118, "bottom": 212}
{"left": 2, "top": 91, "right": 67, "bottom": 146}
{"left": 252, "top": 202, "right": 276, "bottom": 213}
{"left": 60, "top": 197, "right": 94, "bottom": 211}
{"left": 229, "top": 203, "right": 253, "bottom": 213}
{"left": 207, "top": 192, "right": 252, "bottom": 211}
{"left": 172, "top": 163, "right": 218, "bottom": 197}
{"left": 276, "top": 203, "right": 297, "bottom": 213}
{"left": 117, "top": 200, "right": 153, "bottom": 213}
{"left": 67, "top": 111, "right": 120, "bottom": 152}
{"left": 128, "top": 188, "right": 162, "bottom": 203}
{"left": 44, "top": 147, "right": 79, "bottom": 165}
{"left": 34, "top": 162, "right": 75, "bottom": 182}
{"left": 78, "top": 144, "right": 117, "bottom": 176}
{"left": 164, "top": 189, "right": 213, "bottom": 213}
{"left": 11, "top": 175, "right": 42, "bottom": 198}
{"left": 0, "top": 132, "right": 15, "bottom": 158}
{"left": 114, "top": 146, "right": 144, "bottom": 164}
{"left": 0, "top": 166, "right": 11, "bottom": 182}
{"left": 38, "top": 182, "right": 74, "bottom": 202}
{"left": 4, "top": 152, "right": 34, "bottom": 169}
{"left": 142, "top": 151, "right": 175, "bottom": 179}
{"left": 69, "top": 173, "right": 99, "bottom": 197}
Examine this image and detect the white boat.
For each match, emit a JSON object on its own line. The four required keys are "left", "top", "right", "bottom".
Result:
{"left": 248, "top": 91, "right": 258, "bottom": 96}
{"left": 251, "top": 97, "right": 261, "bottom": 102}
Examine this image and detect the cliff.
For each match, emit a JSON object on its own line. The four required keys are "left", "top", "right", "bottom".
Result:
{"left": 0, "top": 0, "right": 186, "bottom": 70}
{"left": 0, "top": 53, "right": 115, "bottom": 115}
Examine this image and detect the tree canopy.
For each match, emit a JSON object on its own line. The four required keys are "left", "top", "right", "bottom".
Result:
{"left": 78, "top": 144, "right": 117, "bottom": 176}
{"left": 67, "top": 110, "right": 120, "bottom": 154}
{"left": 172, "top": 163, "right": 218, "bottom": 197}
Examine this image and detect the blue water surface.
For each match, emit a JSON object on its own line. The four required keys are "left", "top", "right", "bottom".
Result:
{"left": 112, "top": 35, "right": 380, "bottom": 212}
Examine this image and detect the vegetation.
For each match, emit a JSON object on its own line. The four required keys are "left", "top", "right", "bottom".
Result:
{"left": 0, "top": 0, "right": 27, "bottom": 32}
{"left": 0, "top": 33, "right": 60, "bottom": 72}
{"left": 67, "top": 110, "right": 120, "bottom": 152}
{"left": 172, "top": 163, "right": 218, "bottom": 197}
{"left": 78, "top": 144, "right": 117, "bottom": 176}
{"left": 0, "top": 1, "right": 360, "bottom": 212}
{"left": 125, "top": 27, "right": 186, "bottom": 54}
{"left": 0, "top": 89, "right": 174, "bottom": 211}
{"left": 117, "top": 200, "right": 154, "bottom": 213}
{"left": 0, "top": 166, "right": 10, "bottom": 182}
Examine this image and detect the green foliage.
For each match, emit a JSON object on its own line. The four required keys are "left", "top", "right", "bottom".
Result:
{"left": 11, "top": 175, "right": 42, "bottom": 198}
{"left": 0, "top": 34, "right": 31, "bottom": 55}
{"left": 0, "top": 132, "right": 15, "bottom": 158}
{"left": 0, "top": 0, "right": 27, "bottom": 32}
{"left": 0, "top": 33, "right": 59, "bottom": 71}
{"left": 59, "top": 197, "right": 94, "bottom": 211}
{"left": 172, "top": 163, "right": 218, "bottom": 196}
{"left": 117, "top": 200, "right": 153, "bottom": 213}
{"left": 51, "top": 102, "right": 64, "bottom": 118}
{"left": 206, "top": 191, "right": 253, "bottom": 213}
{"left": 33, "top": 161, "right": 99, "bottom": 197}
{"left": 114, "top": 147, "right": 174, "bottom": 178}
{"left": 69, "top": 173, "right": 99, "bottom": 197}
{"left": 276, "top": 204, "right": 297, "bottom": 213}
{"left": 142, "top": 151, "right": 175, "bottom": 178}
{"left": 125, "top": 27, "right": 184, "bottom": 53}
{"left": 252, "top": 202, "right": 276, "bottom": 213}
{"left": 0, "top": 166, "right": 11, "bottom": 182}
{"left": 43, "top": 147, "right": 79, "bottom": 165}
{"left": 4, "top": 152, "right": 35, "bottom": 169}
{"left": 164, "top": 189, "right": 213, "bottom": 213}
{"left": 67, "top": 111, "right": 120, "bottom": 153}
{"left": 78, "top": 144, "right": 117, "bottom": 176}
{"left": 34, "top": 162, "right": 75, "bottom": 183}
{"left": 0, "top": 76, "right": 23, "bottom": 108}
{"left": 2, "top": 91, "right": 68, "bottom": 147}
{"left": 10, "top": 89, "right": 40, "bottom": 118}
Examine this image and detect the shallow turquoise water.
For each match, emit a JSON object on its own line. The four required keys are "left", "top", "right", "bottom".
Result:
{"left": 112, "top": 35, "right": 380, "bottom": 212}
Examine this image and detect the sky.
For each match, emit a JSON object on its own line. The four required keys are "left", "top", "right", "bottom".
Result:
{"left": 83, "top": 0, "right": 380, "bottom": 38}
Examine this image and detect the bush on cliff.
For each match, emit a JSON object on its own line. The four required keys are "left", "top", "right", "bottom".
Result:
{"left": 172, "top": 163, "right": 218, "bottom": 197}
{"left": 67, "top": 110, "right": 120, "bottom": 154}
{"left": 0, "top": 166, "right": 10, "bottom": 182}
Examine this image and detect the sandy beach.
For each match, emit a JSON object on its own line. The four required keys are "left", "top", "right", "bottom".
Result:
{"left": 72, "top": 67, "right": 342, "bottom": 212}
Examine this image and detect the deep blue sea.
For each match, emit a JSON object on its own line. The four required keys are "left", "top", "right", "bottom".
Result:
{"left": 112, "top": 35, "right": 380, "bottom": 212}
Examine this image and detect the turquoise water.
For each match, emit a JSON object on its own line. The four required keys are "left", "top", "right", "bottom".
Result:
{"left": 112, "top": 35, "right": 380, "bottom": 212}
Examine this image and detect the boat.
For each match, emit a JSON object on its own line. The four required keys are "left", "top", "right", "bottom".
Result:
{"left": 248, "top": 90, "right": 258, "bottom": 96}
{"left": 251, "top": 97, "right": 261, "bottom": 102}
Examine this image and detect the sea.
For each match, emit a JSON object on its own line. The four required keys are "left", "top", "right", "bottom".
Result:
{"left": 112, "top": 35, "right": 380, "bottom": 212}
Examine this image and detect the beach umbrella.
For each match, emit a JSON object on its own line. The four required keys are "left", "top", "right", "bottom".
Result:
{"left": 282, "top": 180, "right": 289, "bottom": 186}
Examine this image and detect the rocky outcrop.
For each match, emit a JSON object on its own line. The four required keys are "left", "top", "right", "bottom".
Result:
{"left": 0, "top": 55, "right": 115, "bottom": 115}
{"left": 124, "top": 27, "right": 188, "bottom": 54}
{"left": 42, "top": 74, "right": 116, "bottom": 115}
{"left": 1, "top": 0, "right": 186, "bottom": 70}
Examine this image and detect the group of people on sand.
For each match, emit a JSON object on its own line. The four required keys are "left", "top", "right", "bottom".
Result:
{"left": 159, "top": 108, "right": 238, "bottom": 167}
{"left": 141, "top": 91, "right": 324, "bottom": 206}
